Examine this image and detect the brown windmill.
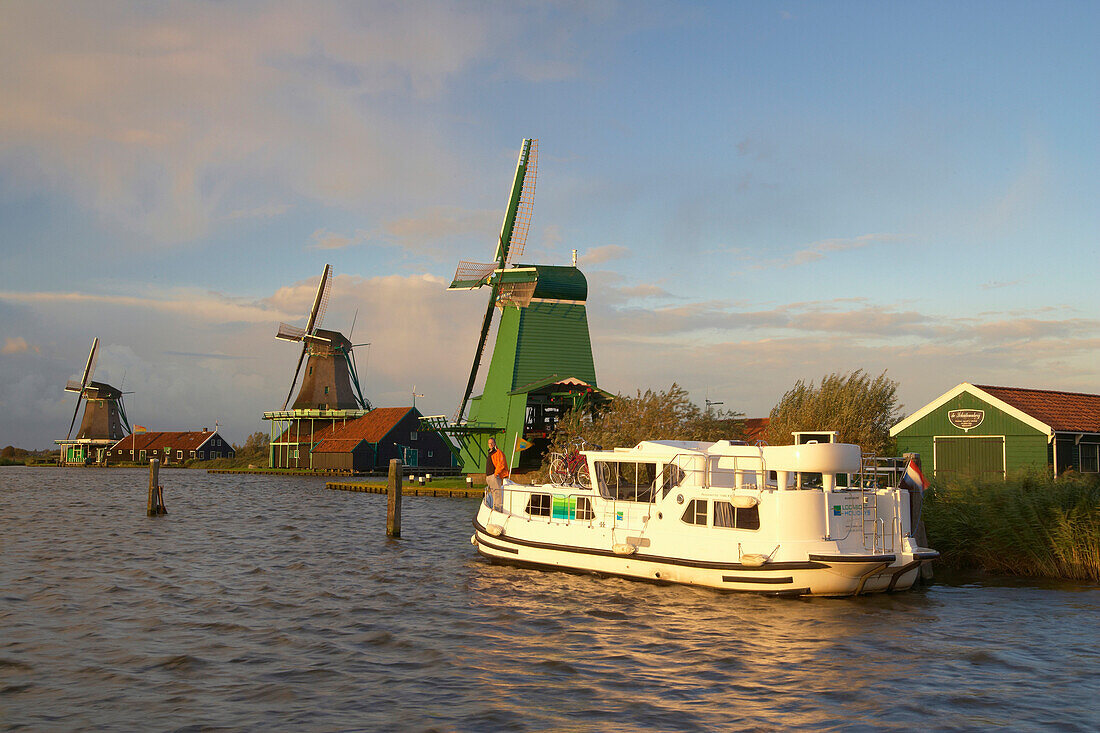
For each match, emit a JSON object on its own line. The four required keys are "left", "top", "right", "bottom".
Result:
{"left": 57, "top": 337, "right": 131, "bottom": 465}
{"left": 265, "top": 265, "right": 371, "bottom": 468}
{"left": 275, "top": 264, "right": 370, "bottom": 411}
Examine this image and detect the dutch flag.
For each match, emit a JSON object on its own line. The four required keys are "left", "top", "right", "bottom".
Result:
{"left": 902, "top": 459, "right": 929, "bottom": 492}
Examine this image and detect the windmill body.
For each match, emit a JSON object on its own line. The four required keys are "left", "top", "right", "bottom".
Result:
{"left": 421, "top": 140, "right": 609, "bottom": 475}
{"left": 289, "top": 329, "right": 362, "bottom": 410}
{"left": 73, "top": 381, "right": 128, "bottom": 440}
{"left": 264, "top": 266, "right": 372, "bottom": 469}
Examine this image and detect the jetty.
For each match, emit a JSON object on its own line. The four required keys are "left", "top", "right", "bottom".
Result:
{"left": 326, "top": 480, "right": 483, "bottom": 498}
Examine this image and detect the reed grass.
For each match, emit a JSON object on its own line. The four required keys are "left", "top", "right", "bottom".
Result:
{"left": 923, "top": 471, "right": 1100, "bottom": 582}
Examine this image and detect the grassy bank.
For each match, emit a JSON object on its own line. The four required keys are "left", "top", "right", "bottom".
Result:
{"left": 923, "top": 471, "right": 1100, "bottom": 582}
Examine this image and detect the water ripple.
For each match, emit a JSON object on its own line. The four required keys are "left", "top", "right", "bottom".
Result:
{"left": 1, "top": 466, "right": 1098, "bottom": 731}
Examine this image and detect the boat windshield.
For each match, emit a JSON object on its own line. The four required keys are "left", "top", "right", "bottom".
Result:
{"left": 595, "top": 460, "right": 658, "bottom": 502}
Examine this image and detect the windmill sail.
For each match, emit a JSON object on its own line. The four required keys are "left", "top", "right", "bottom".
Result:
{"left": 452, "top": 139, "right": 537, "bottom": 423}
{"left": 276, "top": 323, "right": 307, "bottom": 342}
{"left": 278, "top": 265, "right": 333, "bottom": 409}
{"left": 66, "top": 337, "right": 99, "bottom": 438}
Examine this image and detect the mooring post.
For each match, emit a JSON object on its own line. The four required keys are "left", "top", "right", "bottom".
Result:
{"left": 147, "top": 458, "right": 167, "bottom": 516}
{"left": 387, "top": 459, "right": 402, "bottom": 537}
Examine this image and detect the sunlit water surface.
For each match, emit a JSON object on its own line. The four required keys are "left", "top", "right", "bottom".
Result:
{"left": 2, "top": 467, "right": 1098, "bottom": 731}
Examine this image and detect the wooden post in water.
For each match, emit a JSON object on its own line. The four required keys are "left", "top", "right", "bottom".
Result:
{"left": 386, "top": 459, "right": 402, "bottom": 537}
{"left": 147, "top": 458, "right": 167, "bottom": 516}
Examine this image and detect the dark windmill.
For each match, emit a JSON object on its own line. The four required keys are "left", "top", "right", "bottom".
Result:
{"left": 55, "top": 337, "right": 132, "bottom": 465}
{"left": 263, "top": 265, "right": 371, "bottom": 468}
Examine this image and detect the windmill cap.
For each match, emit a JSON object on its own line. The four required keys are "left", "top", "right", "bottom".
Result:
{"left": 510, "top": 264, "right": 588, "bottom": 302}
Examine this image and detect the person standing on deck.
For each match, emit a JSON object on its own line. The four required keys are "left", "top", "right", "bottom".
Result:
{"left": 485, "top": 437, "right": 509, "bottom": 508}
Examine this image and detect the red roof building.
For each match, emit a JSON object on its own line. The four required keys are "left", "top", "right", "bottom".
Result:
{"left": 108, "top": 429, "right": 235, "bottom": 465}
{"left": 271, "top": 406, "right": 455, "bottom": 472}
{"left": 891, "top": 383, "right": 1100, "bottom": 478}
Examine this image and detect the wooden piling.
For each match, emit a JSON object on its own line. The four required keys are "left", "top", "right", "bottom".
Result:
{"left": 147, "top": 459, "right": 167, "bottom": 516}
{"left": 387, "top": 459, "right": 402, "bottom": 537}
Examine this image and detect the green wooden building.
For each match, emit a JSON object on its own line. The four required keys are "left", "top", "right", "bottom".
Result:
{"left": 890, "top": 383, "right": 1100, "bottom": 479}
{"left": 424, "top": 138, "right": 610, "bottom": 474}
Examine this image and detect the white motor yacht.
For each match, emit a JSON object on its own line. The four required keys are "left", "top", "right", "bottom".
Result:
{"left": 472, "top": 438, "right": 938, "bottom": 597}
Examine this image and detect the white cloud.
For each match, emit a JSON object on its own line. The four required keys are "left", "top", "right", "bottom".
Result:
{"left": 2, "top": 336, "right": 39, "bottom": 354}
{"left": 309, "top": 227, "right": 369, "bottom": 250}
{"left": 786, "top": 233, "right": 908, "bottom": 267}
{"left": 0, "top": 3, "right": 577, "bottom": 245}
{"left": 580, "top": 244, "right": 630, "bottom": 266}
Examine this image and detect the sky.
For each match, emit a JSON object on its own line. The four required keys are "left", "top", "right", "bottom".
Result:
{"left": 2, "top": 1, "right": 1098, "bottom": 449}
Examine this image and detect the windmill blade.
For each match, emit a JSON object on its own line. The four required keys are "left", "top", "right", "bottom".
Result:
{"left": 65, "top": 379, "right": 84, "bottom": 393}
{"left": 304, "top": 264, "right": 332, "bottom": 335}
{"left": 76, "top": 338, "right": 99, "bottom": 392}
{"left": 497, "top": 139, "right": 537, "bottom": 268}
{"left": 67, "top": 393, "right": 84, "bottom": 439}
{"left": 282, "top": 343, "right": 308, "bottom": 410}
{"left": 349, "top": 307, "right": 359, "bottom": 340}
{"left": 276, "top": 322, "right": 307, "bottom": 341}
{"left": 453, "top": 292, "right": 498, "bottom": 423}
{"left": 449, "top": 261, "right": 498, "bottom": 290}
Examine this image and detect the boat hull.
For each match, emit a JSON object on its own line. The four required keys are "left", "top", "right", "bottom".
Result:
{"left": 472, "top": 518, "right": 935, "bottom": 597}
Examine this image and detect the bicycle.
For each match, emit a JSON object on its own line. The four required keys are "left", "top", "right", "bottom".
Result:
{"left": 548, "top": 438, "right": 601, "bottom": 488}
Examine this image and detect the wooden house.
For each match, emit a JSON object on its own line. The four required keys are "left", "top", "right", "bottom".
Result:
{"left": 890, "top": 383, "right": 1100, "bottom": 479}
{"left": 277, "top": 406, "right": 454, "bottom": 472}
{"left": 108, "top": 429, "right": 235, "bottom": 465}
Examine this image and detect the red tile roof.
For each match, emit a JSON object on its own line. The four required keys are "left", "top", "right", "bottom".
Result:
{"left": 311, "top": 438, "right": 369, "bottom": 453}
{"left": 976, "top": 385, "right": 1100, "bottom": 433}
{"left": 741, "top": 417, "right": 770, "bottom": 442}
{"left": 112, "top": 430, "right": 222, "bottom": 452}
{"left": 310, "top": 407, "right": 416, "bottom": 443}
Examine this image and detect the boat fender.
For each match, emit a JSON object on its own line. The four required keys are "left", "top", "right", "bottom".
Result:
{"left": 485, "top": 523, "right": 504, "bottom": 537}
{"left": 470, "top": 534, "right": 478, "bottom": 546}
{"left": 731, "top": 495, "right": 758, "bottom": 509}
{"left": 612, "top": 543, "right": 637, "bottom": 555}
{"left": 740, "top": 553, "right": 768, "bottom": 567}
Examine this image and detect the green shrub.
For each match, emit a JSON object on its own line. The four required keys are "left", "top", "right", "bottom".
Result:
{"left": 923, "top": 471, "right": 1100, "bottom": 582}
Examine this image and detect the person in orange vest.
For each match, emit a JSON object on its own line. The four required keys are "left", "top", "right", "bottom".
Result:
{"left": 485, "top": 436, "right": 509, "bottom": 508}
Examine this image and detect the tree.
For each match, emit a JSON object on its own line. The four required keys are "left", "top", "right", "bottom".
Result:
{"left": 234, "top": 432, "right": 271, "bottom": 455}
{"left": 765, "top": 369, "right": 900, "bottom": 454}
{"left": 544, "top": 383, "right": 744, "bottom": 467}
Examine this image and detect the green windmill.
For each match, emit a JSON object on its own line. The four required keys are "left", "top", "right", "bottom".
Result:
{"left": 423, "top": 139, "right": 609, "bottom": 474}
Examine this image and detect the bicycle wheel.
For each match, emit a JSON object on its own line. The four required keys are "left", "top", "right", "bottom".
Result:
{"left": 576, "top": 460, "right": 592, "bottom": 489}
{"left": 548, "top": 455, "right": 568, "bottom": 485}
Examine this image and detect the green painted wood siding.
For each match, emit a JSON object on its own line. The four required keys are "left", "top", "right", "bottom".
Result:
{"left": 512, "top": 302, "right": 596, "bottom": 391}
{"left": 895, "top": 390, "right": 1050, "bottom": 474}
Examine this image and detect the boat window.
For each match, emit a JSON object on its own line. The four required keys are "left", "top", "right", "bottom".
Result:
{"left": 526, "top": 493, "right": 551, "bottom": 517}
{"left": 575, "top": 496, "right": 594, "bottom": 520}
{"left": 660, "top": 464, "right": 686, "bottom": 498}
{"left": 595, "top": 461, "right": 658, "bottom": 502}
{"left": 713, "top": 501, "right": 761, "bottom": 531}
{"left": 681, "top": 499, "right": 707, "bottom": 526}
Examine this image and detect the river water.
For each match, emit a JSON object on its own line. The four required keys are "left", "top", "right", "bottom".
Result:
{"left": 1, "top": 467, "right": 1097, "bottom": 731}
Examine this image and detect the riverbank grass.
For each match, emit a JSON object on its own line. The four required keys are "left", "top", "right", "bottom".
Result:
{"left": 924, "top": 471, "right": 1100, "bottom": 582}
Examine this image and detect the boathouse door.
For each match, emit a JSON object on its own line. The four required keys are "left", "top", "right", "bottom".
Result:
{"left": 933, "top": 436, "right": 1006, "bottom": 479}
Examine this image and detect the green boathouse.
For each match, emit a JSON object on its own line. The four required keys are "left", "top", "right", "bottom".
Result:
{"left": 890, "top": 383, "right": 1100, "bottom": 479}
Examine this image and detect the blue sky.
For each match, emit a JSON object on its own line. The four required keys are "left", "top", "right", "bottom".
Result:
{"left": 2, "top": 1, "right": 1098, "bottom": 449}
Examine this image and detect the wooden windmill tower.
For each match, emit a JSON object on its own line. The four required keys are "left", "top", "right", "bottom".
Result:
{"left": 423, "top": 139, "right": 608, "bottom": 474}
{"left": 264, "top": 265, "right": 371, "bottom": 468}
{"left": 56, "top": 337, "right": 131, "bottom": 465}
